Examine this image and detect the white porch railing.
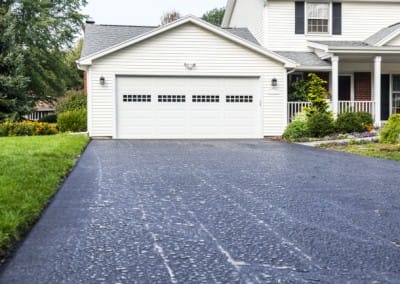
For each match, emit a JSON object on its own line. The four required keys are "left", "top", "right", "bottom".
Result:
{"left": 288, "top": 101, "right": 376, "bottom": 123}
{"left": 338, "top": 101, "right": 375, "bottom": 118}
{"left": 287, "top": 102, "right": 311, "bottom": 123}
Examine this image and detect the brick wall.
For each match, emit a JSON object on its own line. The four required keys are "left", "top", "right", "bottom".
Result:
{"left": 354, "top": 72, "right": 371, "bottom": 101}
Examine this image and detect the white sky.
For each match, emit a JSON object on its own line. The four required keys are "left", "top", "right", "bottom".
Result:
{"left": 82, "top": 0, "right": 228, "bottom": 26}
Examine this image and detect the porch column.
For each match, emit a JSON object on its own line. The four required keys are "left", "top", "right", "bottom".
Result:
{"left": 374, "top": 56, "right": 382, "bottom": 126}
{"left": 331, "top": 56, "right": 339, "bottom": 116}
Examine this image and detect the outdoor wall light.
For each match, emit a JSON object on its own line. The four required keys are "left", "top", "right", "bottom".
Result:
{"left": 271, "top": 78, "right": 278, "bottom": 87}
{"left": 99, "top": 76, "right": 106, "bottom": 86}
{"left": 184, "top": 63, "right": 196, "bottom": 70}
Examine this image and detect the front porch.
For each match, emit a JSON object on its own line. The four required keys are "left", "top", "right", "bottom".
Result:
{"left": 287, "top": 54, "right": 400, "bottom": 124}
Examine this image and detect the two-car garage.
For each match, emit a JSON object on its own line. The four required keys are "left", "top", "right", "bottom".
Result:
{"left": 79, "top": 17, "right": 292, "bottom": 139}
{"left": 116, "top": 77, "right": 262, "bottom": 139}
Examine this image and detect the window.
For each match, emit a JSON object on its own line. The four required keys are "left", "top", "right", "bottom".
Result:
{"left": 192, "top": 95, "right": 220, "bottom": 103}
{"left": 123, "top": 95, "right": 151, "bottom": 102}
{"left": 307, "top": 3, "right": 329, "bottom": 33}
{"left": 158, "top": 95, "right": 186, "bottom": 103}
{"left": 392, "top": 75, "right": 400, "bottom": 114}
{"left": 226, "top": 96, "right": 253, "bottom": 103}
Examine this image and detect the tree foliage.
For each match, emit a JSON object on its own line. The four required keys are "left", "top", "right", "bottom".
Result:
{"left": 161, "top": 11, "right": 181, "bottom": 25}
{"left": 0, "top": 0, "right": 87, "bottom": 120}
{"left": 304, "top": 73, "right": 331, "bottom": 116}
{"left": 202, "top": 7, "right": 225, "bottom": 26}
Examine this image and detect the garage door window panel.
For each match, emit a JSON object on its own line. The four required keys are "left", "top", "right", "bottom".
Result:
{"left": 192, "top": 95, "right": 220, "bottom": 103}
{"left": 226, "top": 96, "right": 254, "bottom": 103}
{"left": 158, "top": 95, "right": 186, "bottom": 103}
{"left": 123, "top": 95, "right": 151, "bottom": 102}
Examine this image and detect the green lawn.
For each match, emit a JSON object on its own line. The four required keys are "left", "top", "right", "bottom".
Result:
{"left": 0, "top": 135, "right": 89, "bottom": 261}
{"left": 321, "top": 142, "right": 400, "bottom": 161}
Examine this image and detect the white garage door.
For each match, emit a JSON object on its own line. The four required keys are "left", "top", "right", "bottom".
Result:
{"left": 116, "top": 77, "right": 262, "bottom": 139}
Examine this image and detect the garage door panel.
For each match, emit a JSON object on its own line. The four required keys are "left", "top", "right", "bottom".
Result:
{"left": 116, "top": 77, "right": 262, "bottom": 139}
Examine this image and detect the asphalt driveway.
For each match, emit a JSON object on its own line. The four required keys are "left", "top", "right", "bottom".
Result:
{"left": 1, "top": 140, "right": 400, "bottom": 283}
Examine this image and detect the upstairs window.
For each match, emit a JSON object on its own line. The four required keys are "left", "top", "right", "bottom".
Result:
{"left": 307, "top": 3, "right": 330, "bottom": 33}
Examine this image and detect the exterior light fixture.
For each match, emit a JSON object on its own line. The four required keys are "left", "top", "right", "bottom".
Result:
{"left": 271, "top": 78, "right": 278, "bottom": 87}
{"left": 184, "top": 63, "right": 196, "bottom": 70}
{"left": 99, "top": 76, "right": 106, "bottom": 86}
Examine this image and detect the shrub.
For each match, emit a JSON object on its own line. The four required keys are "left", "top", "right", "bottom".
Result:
{"left": 56, "top": 90, "right": 86, "bottom": 114}
{"left": 289, "top": 79, "right": 309, "bottom": 102}
{"left": 57, "top": 109, "right": 87, "bottom": 132}
{"left": 336, "top": 112, "right": 374, "bottom": 133}
{"left": 0, "top": 121, "right": 58, "bottom": 137}
{"left": 307, "top": 112, "right": 335, "bottom": 137}
{"left": 380, "top": 114, "right": 400, "bottom": 144}
{"left": 283, "top": 120, "right": 311, "bottom": 141}
{"left": 38, "top": 114, "right": 57, "bottom": 123}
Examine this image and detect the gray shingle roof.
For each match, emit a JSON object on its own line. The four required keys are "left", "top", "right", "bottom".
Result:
{"left": 274, "top": 51, "right": 330, "bottom": 67}
{"left": 310, "top": 40, "right": 370, "bottom": 48}
{"left": 365, "top": 22, "right": 400, "bottom": 46}
{"left": 80, "top": 24, "right": 260, "bottom": 59}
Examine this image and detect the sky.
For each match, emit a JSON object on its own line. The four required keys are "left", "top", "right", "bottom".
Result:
{"left": 82, "top": 0, "right": 228, "bottom": 26}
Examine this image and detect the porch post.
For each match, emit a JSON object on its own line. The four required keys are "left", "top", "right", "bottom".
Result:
{"left": 332, "top": 56, "right": 339, "bottom": 116}
{"left": 374, "top": 56, "right": 382, "bottom": 126}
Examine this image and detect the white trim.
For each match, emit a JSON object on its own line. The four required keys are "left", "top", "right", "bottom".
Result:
{"left": 221, "top": 0, "right": 237, "bottom": 27}
{"left": 375, "top": 29, "right": 400, "bottom": 47}
{"left": 77, "top": 16, "right": 297, "bottom": 68}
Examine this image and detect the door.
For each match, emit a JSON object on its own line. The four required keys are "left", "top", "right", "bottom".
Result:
{"left": 339, "top": 75, "right": 351, "bottom": 101}
{"left": 381, "top": 74, "right": 390, "bottom": 121}
{"left": 392, "top": 75, "right": 400, "bottom": 116}
{"left": 116, "top": 77, "right": 262, "bottom": 139}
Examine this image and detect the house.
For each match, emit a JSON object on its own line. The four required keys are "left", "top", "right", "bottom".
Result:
{"left": 77, "top": 1, "right": 400, "bottom": 139}
{"left": 25, "top": 101, "right": 56, "bottom": 121}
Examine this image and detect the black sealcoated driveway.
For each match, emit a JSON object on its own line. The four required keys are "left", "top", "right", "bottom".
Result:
{"left": 1, "top": 140, "right": 400, "bottom": 283}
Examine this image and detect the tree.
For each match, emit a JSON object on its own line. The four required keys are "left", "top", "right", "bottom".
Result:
{"left": 64, "top": 39, "right": 84, "bottom": 91}
{"left": 304, "top": 73, "right": 331, "bottom": 116}
{"left": 161, "top": 11, "right": 181, "bottom": 25}
{"left": 0, "top": 0, "right": 87, "bottom": 120}
{"left": 202, "top": 7, "right": 225, "bottom": 26}
{"left": 0, "top": 5, "right": 30, "bottom": 121}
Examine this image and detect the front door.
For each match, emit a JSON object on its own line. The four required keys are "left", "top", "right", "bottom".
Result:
{"left": 392, "top": 75, "right": 400, "bottom": 116}
{"left": 339, "top": 76, "right": 351, "bottom": 101}
{"left": 381, "top": 74, "right": 390, "bottom": 121}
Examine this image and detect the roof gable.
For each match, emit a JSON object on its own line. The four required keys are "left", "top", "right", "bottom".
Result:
{"left": 365, "top": 22, "right": 400, "bottom": 46}
{"left": 78, "top": 16, "right": 295, "bottom": 67}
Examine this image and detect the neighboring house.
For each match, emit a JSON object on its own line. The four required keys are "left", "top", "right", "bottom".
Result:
{"left": 26, "top": 101, "right": 56, "bottom": 121}
{"left": 78, "top": 0, "right": 400, "bottom": 139}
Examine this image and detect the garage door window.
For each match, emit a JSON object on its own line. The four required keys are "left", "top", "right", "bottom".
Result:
{"left": 123, "top": 95, "right": 151, "bottom": 102}
{"left": 226, "top": 95, "right": 253, "bottom": 103}
{"left": 158, "top": 95, "right": 186, "bottom": 103}
{"left": 192, "top": 95, "right": 220, "bottom": 103}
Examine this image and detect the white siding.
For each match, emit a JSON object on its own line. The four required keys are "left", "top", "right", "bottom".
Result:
{"left": 88, "top": 23, "right": 287, "bottom": 137}
{"left": 265, "top": 1, "right": 400, "bottom": 51}
{"left": 386, "top": 35, "right": 400, "bottom": 46}
{"left": 229, "top": 0, "right": 265, "bottom": 44}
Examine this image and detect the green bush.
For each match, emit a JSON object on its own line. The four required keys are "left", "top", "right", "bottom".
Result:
{"left": 38, "top": 114, "right": 57, "bottom": 123}
{"left": 56, "top": 90, "right": 86, "bottom": 114}
{"left": 335, "top": 112, "right": 373, "bottom": 133}
{"left": 283, "top": 120, "right": 311, "bottom": 141}
{"left": 57, "top": 109, "right": 87, "bottom": 132}
{"left": 307, "top": 112, "right": 335, "bottom": 137}
{"left": 380, "top": 114, "right": 400, "bottom": 144}
{"left": 0, "top": 121, "right": 58, "bottom": 137}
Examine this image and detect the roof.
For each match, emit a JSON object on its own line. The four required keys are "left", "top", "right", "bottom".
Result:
{"left": 78, "top": 16, "right": 296, "bottom": 68}
{"left": 81, "top": 24, "right": 260, "bottom": 59}
{"left": 365, "top": 22, "right": 400, "bottom": 46}
{"left": 274, "top": 51, "right": 330, "bottom": 67}
{"left": 309, "top": 40, "right": 370, "bottom": 48}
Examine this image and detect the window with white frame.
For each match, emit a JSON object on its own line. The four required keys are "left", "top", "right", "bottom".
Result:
{"left": 307, "top": 3, "right": 330, "bottom": 34}
{"left": 392, "top": 75, "right": 400, "bottom": 114}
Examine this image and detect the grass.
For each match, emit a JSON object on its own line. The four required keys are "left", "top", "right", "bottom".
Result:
{"left": 0, "top": 134, "right": 89, "bottom": 261}
{"left": 321, "top": 141, "right": 400, "bottom": 161}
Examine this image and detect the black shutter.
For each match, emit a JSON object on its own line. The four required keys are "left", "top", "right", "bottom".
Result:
{"left": 295, "top": 2, "right": 305, "bottom": 34}
{"left": 332, "top": 3, "right": 342, "bottom": 35}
